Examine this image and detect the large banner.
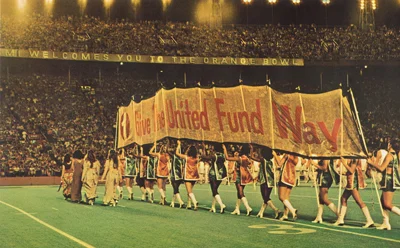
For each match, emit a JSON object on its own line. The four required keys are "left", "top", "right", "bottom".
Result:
{"left": 0, "top": 49, "right": 304, "bottom": 66}
{"left": 117, "top": 86, "right": 367, "bottom": 158}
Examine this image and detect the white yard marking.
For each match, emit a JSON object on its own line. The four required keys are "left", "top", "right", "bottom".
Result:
{"left": 52, "top": 208, "right": 59, "bottom": 211}
{"left": 0, "top": 200, "right": 95, "bottom": 248}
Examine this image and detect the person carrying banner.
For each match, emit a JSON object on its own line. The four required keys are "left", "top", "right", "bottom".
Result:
{"left": 133, "top": 145, "right": 148, "bottom": 201}
{"left": 71, "top": 150, "right": 85, "bottom": 203}
{"left": 150, "top": 141, "right": 170, "bottom": 205}
{"left": 124, "top": 148, "right": 136, "bottom": 200}
{"left": 136, "top": 146, "right": 155, "bottom": 203}
{"left": 82, "top": 150, "right": 100, "bottom": 205}
{"left": 223, "top": 144, "right": 253, "bottom": 216}
{"left": 101, "top": 150, "right": 121, "bottom": 207}
{"left": 367, "top": 139, "right": 400, "bottom": 230}
{"left": 168, "top": 140, "right": 185, "bottom": 208}
{"left": 249, "top": 145, "right": 281, "bottom": 219}
{"left": 311, "top": 159, "right": 339, "bottom": 223}
{"left": 334, "top": 158, "right": 374, "bottom": 228}
{"left": 176, "top": 140, "right": 200, "bottom": 211}
{"left": 200, "top": 142, "right": 227, "bottom": 214}
{"left": 273, "top": 151, "right": 298, "bottom": 221}
{"left": 61, "top": 154, "right": 73, "bottom": 200}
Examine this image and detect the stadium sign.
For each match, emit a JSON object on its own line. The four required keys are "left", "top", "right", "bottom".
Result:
{"left": 116, "top": 86, "right": 367, "bottom": 158}
{"left": 0, "top": 49, "right": 304, "bottom": 66}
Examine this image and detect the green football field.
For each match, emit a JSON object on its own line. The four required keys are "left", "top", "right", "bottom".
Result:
{"left": 0, "top": 181, "right": 399, "bottom": 248}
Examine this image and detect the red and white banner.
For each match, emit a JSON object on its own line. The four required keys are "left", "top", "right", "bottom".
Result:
{"left": 117, "top": 86, "right": 367, "bottom": 158}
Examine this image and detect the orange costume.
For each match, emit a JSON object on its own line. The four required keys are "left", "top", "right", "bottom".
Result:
{"left": 157, "top": 154, "right": 170, "bottom": 178}
{"left": 184, "top": 157, "right": 199, "bottom": 181}
{"left": 280, "top": 155, "right": 297, "bottom": 187}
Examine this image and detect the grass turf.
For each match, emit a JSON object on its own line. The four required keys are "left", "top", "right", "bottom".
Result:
{"left": 0, "top": 181, "right": 399, "bottom": 248}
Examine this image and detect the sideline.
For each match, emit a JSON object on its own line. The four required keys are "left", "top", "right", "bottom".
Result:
{"left": 0, "top": 200, "right": 95, "bottom": 248}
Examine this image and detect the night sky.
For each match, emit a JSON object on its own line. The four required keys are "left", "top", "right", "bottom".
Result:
{"left": 1, "top": 0, "right": 399, "bottom": 27}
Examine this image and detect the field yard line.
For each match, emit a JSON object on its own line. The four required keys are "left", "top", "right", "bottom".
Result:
{"left": 260, "top": 216, "right": 400, "bottom": 243}
{"left": 52, "top": 208, "right": 59, "bottom": 211}
{"left": 0, "top": 200, "right": 95, "bottom": 248}
{"left": 193, "top": 188, "right": 395, "bottom": 205}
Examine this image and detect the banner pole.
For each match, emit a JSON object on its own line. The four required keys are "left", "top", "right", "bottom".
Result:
{"left": 349, "top": 88, "right": 369, "bottom": 156}
{"left": 212, "top": 87, "right": 224, "bottom": 143}
{"left": 161, "top": 89, "right": 169, "bottom": 138}
{"left": 268, "top": 85, "right": 278, "bottom": 195}
{"left": 298, "top": 93, "right": 319, "bottom": 206}
{"left": 174, "top": 88, "right": 180, "bottom": 139}
{"left": 114, "top": 109, "right": 119, "bottom": 150}
{"left": 198, "top": 88, "right": 204, "bottom": 142}
{"left": 371, "top": 172, "right": 384, "bottom": 215}
{"left": 338, "top": 89, "right": 344, "bottom": 211}
{"left": 239, "top": 85, "right": 251, "bottom": 143}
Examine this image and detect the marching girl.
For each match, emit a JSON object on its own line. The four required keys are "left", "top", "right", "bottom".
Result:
{"left": 149, "top": 141, "right": 170, "bottom": 205}
{"left": 176, "top": 140, "right": 200, "bottom": 210}
{"left": 273, "top": 151, "right": 298, "bottom": 221}
{"left": 61, "top": 154, "right": 73, "bottom": 200}
{"left": 222, "top": 144, "right": 253, "bottom": 216}
{"left": 334, "top": 158, "right": 374, "bottom": 228}
{"left": 367, "top": 139, "right": 400, "bottom": 230}
{"left": 101, "top": 150, "right": 122, "bottom": 206}
{"left": 249, "top": 145, "right": 281, "bottom": 219}
{"left": 133, "top": 145, "right": 148, "bottom": 201}
{"left": 71, "top": 150, "right": 85, "bottom": 203}
{"left": 82, "top": 150, "right": 101, "bottom": 205}
{"left": 169, "top": 142, "right": 186, "bottom": 208}
{"left": 136, "top": 146, "right": 155, "bottom": 203}
{"left": 200, "top": 142, "right": 227, "bottom": 214}
{"left": 312, "top": 159, "right": 339, "bottom": 223}
{"left": 117, "top": 149, "right": 127, "bottom": 200}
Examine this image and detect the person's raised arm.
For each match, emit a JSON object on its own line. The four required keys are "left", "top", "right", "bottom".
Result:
{"left": 149, "top": 143, "right": 160, "bottom": 158}
{"left": 222, "top": 144, "right": 239, "bottom": 162}
{"left": 367, "top": 152, "right": 393, "bottom": 172}
{"left": 175, "top": 140, "right": 186, "bottom": 159}
{"left": 340, "top": 157, "right": 355, "bottom": 174}
{"left": 248, "top": 144, "right": 261, "bottom": 162}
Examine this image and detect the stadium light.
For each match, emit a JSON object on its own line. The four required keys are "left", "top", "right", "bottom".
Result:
{"left": 103, "top": 0, "right": 114, "bottom": 19}
{"left": 321, "top": 0, "right": 331, "bottom": 26}
{"left": 267, "top": 0, "right": 277, "bottom": 24}
{"left": 78, "top": 0, "right": 88, "bottom": 16}
{"left": 242, "top": 0, "right": 253, "bottom": 25}
{"left": 44, "top": 0, "right": 54, "bottom": 15}
{"left": 292, "top": 0, "right": 301, "bottom": 5}
{"left": 17, "top": 0, "right": 27, "bottom": 11}
{"left": 371, "top": 0, "right": 376, "bottom": 10}
{"left": 360, "top": 0, "right": 365, "bottom": 10}
{"left": 162, "top": 0, "right": 172, "bottom": 12}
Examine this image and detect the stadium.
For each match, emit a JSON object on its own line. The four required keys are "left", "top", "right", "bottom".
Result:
{"left": 0, "top": 0, "right": 399, "bottom": 247}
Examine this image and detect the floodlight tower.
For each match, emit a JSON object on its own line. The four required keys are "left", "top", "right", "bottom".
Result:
{"left": 292, "top": 0, "right": 301, "bottom": 24}
{"left": 243, "top": 0, "right": 253, "bottom": 25}
{"left": 211, "top": 0, "right": 222, "bottom": 29}
{"left": 359, "top": 0, "right": 376, "bottom": 30}
{"left": 267, "top": 0, "right": 278, "bottom": 24}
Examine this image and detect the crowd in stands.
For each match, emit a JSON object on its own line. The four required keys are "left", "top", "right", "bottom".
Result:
{"left": 1, "top": 14, "right": 400, "bottom": 60}
{"left": 0, "top": 71, "right": 398, "bottom": 177}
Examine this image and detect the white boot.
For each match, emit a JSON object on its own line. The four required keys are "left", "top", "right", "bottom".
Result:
{"left": 231, "top": 199, "right": 241, "bottom": 215}
{"left": 140, "top": 187, "right": 146, "bottom": 201}
{"left": 333, "top": 206, "right": 347, "bottom": 226}
{"left": 391, "top": 206, "right": 400, "bottom": 216}
{"left": 312, "top": 204, "right": 324, "bottom": 223}
{"left": 279, "top": 207, "right": 289, "bottom": 221}
{"left": 241, "top": 197, "right": 253, "bottom": 216}
{"left": 189, "top": 193, "right": 198, "bottom": 211}
{"left": 170, "top": 194, "right": 176, "bottom": 208}
{"left": 175, "top": 193, "right": 184, "bottom": 208}
{"left": 215, "top": 194, "right": 226, "bottom": 214}
{"left": 267, "top": 200, "right": 281, "bottom": 219}
{"left": 377, "top": 210, "right": 391, "bottom": 230}
{"left": 328, "top": 203, "right": 338, "bottom": 217}
{"left": 257, "top": 203, "right": 266, "bottom": 218}
{"left": 186, "top": 198, "right": 192, "bottom": 209}
{"left": 362, "top": 206, "right": 374, "bottom": 228}
{"left": 210, "top": 197, "right": 216, "bottom": 213}
{"left": 283, "top": 199, "right": 297, "bottom": 221}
